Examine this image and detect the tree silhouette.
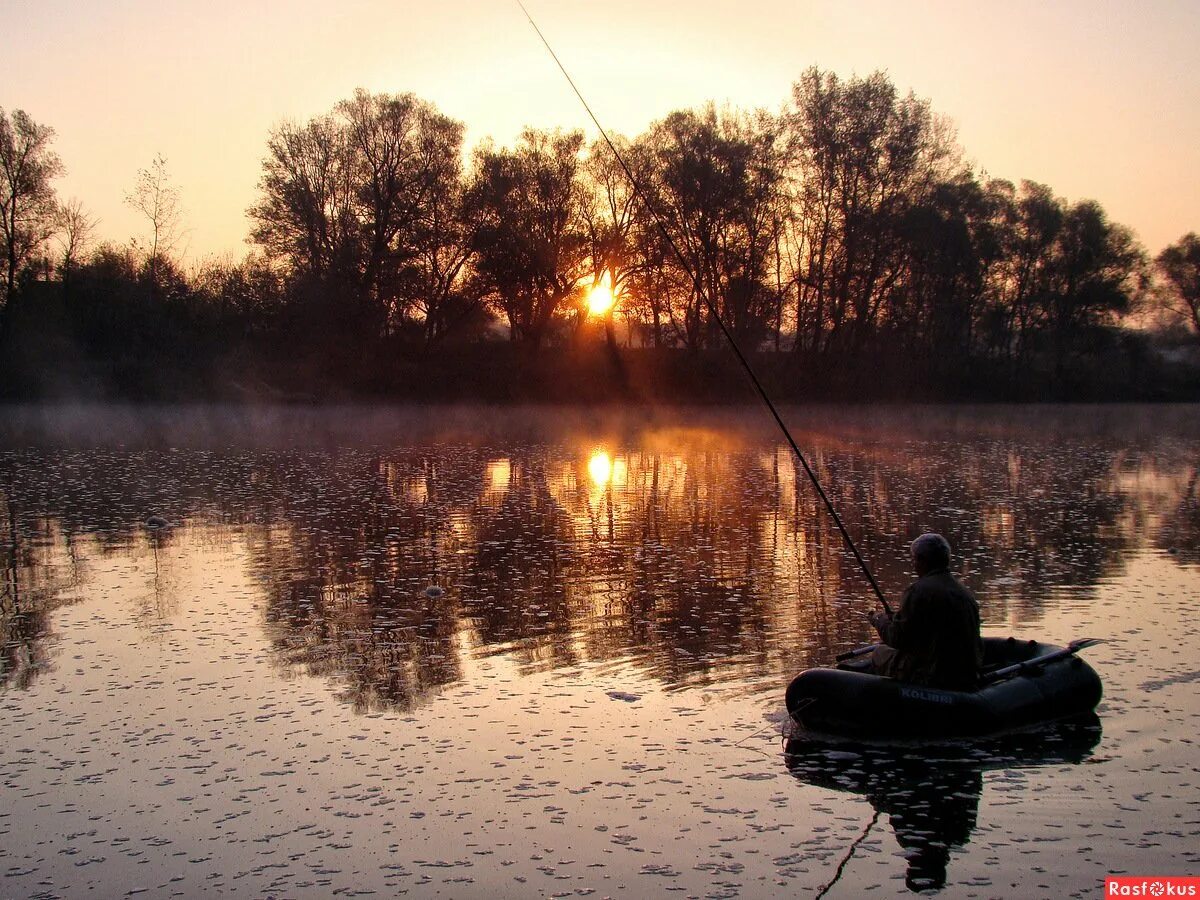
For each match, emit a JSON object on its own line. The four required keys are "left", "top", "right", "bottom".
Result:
{"left": 784, "top": 68, "right": 956, "bottom": 355}
{"left": 0, "top": 108, "right": 62, "bottom": 310}
{"left": 1043, "top": 200, "right": 1145, "bottom": 381}
{"left": 125, "top": 154, "right": 183, "bottom": 290}
{"left": 249, "top": 90, "right": 466, "bottom": 342}
{"left": 1156, "top": 233, "right": 1200, "bottom": 334}
{"left": 54, "top": 197, "right": 98, "bottom": 280}
{"left": 638, "top": 105, "right": 784, "bottom": 349}
{"left": 579, "top": 136, "right": 643, "bottom": 340}
{"left": 466, "top": 128, "right": 589, "bottom": 349}
{"left": 0, "top": 76, "right": 1185, "bottom": 401}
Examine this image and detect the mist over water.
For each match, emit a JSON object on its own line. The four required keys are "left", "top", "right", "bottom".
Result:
{"left": 1, "top": 404, "right": 1197, "bottom": 897}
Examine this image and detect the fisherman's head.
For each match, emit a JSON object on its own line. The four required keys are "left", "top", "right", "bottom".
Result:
{"left": 911, "top": 533, "right": 951, "bottom": 576}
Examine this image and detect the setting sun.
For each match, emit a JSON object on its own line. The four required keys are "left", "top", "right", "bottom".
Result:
{"left": 586, "top": 275, "right": 617, "bottom": 317}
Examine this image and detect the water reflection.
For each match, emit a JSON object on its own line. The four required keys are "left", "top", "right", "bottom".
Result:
{"left": 0, "top": 407, "right": 1197, "bottom": 710}
{"left": 785, "top": 717, "right": 1102, "bottom": 893}
{"left": 0, "top": 485, "right": 84, "bottom": 688}
{"left": 1155, "top": 464, "right": 1199, "bottom": 565}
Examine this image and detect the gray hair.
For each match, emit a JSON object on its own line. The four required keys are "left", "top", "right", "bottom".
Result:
{"left": 911, "top": 533, "right": 952, "bottom": 569}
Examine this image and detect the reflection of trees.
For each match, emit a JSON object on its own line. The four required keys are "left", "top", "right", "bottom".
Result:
{"left": 467, "top": 453, "right": 578, "bottom": 668}
{"left": 251, "top": 452, "right": 484, "bottom": 713}
{"left": 1, "top": 411, "right": 1196, "bottom": 708}
{"left": 569, "top": 450, "right": 778, "bottom": 688}
{"left": 260, "top": 569, "right": 463, "bottom": 714}
{"left": 784, "top": 436, "right": 1133, "bottom": 625}
{"left": 1154, "top": 464, "right": 1199, "bottom": 566}
{"left": 1, "top": 484, "right": 82, "bottom": 688}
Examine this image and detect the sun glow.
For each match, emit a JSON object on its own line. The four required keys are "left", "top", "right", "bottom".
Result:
{"left": 587, "top": 450, "right": 613, "bottom": 487}
{"left": 586, "top": 274, "right": 617, "bottom": 317}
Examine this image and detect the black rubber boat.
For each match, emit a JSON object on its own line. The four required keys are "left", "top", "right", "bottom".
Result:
{"left": 786, "top": 636, "right": 1103, "bottom": 739}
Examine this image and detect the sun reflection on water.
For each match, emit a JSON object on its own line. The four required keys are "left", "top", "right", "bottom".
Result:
{"left": 588, "top": 450, "right": 613, "bottom": 486}
{"left": 487, "top": 457, "right": 511, "bottom": 493}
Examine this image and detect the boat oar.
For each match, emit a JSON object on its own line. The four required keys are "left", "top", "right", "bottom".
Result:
{"left": 837, "top": 637, "right": 1105, "bottom": 671}
{"left": 835, "top": 643, "right": 880, "bottom": 662}
{"left": 980, "top": 638, "right": 1105, "bottom": 686}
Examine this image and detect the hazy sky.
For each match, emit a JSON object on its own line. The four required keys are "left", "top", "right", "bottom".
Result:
{"left": 2, "top": 0, "right": 1197, "bottom": 261}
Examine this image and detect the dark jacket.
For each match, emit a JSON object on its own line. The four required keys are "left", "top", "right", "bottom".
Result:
{"left": 885, "top": 569, "right": 984, "bottom": 690}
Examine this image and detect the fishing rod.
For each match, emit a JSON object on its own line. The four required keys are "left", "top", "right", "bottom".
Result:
{"left": 515, "top": 0, "right": 893, "bottom": 615}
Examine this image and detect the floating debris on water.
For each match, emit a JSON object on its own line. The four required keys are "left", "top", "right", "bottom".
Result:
{"left": 606, "top": 691, "right": 642, "bottom": 703}
{"left": 0, "top": 405, "right": 1197, "bottom": 896}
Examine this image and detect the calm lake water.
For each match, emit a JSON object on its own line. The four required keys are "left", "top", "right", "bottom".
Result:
{"left": 1, "top": 404, "right": 1197, "bottom": 898}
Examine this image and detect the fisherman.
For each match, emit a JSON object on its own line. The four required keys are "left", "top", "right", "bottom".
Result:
{"left": 867, "top": 533, "right": 984, "bottom": 691}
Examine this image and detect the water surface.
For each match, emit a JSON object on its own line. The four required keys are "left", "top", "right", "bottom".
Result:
{"left": 1, "top": 404, "right": 1197, "bottom": 897}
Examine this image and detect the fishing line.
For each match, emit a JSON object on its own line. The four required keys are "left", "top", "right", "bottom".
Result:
{"left": 515, "top": 0, "right": 892, "bottom": 613}
{"left": 814, "top": 807, "right": 882, "bottom": 900}
{"left": 732, "top": 719, "right": 780, "bottom": 748}
{"left": 735, "top": 740, "right": 785, "bottom": 762}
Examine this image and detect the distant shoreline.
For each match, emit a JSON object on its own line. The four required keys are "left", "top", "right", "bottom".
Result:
{"left": 3, "top": 338, "right": 1197, "bottom": 406}
{"left": 3, "top": 398, "right": 1200, "bottom": 452}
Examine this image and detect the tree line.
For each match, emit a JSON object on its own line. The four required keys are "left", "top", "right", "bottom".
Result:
{"left": 2, "top": 69, "right": 1198, "bottom": 400}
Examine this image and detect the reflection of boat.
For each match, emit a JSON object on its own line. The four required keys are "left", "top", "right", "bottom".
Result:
{"left": 784, "top": 716, "right": 1101, "bottom": 893}
{"left": 787, "top": 637, "right": 1103, "bottom": 739}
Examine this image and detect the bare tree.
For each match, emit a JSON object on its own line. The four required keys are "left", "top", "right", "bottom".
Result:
{"left": 55, "top": 197, "right": 98, "bottom": 278}
{"left": 249, "top": 114, "right": 356, "bottom": 280}
{"left": 401, "top": 169, "right": 480, "bottom": 345}
{"left": 0, "top": 108, "right": 62, "bottom": 308}
{"left": 126, "top": 154, "right": 183, "bottom": 285}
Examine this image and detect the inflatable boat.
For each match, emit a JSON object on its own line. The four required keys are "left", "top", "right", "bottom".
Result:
{"left": 786, "top": 637, "right": 1103, "bottom": 739}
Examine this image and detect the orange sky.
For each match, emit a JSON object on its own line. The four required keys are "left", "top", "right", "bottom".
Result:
{"left": 2, "top": 0, "right": 1197, "bottom": 261}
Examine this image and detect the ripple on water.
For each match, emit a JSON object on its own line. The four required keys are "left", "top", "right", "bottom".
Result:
{"left": 1, "top": 406, "right": 1199, "bottom": 896}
